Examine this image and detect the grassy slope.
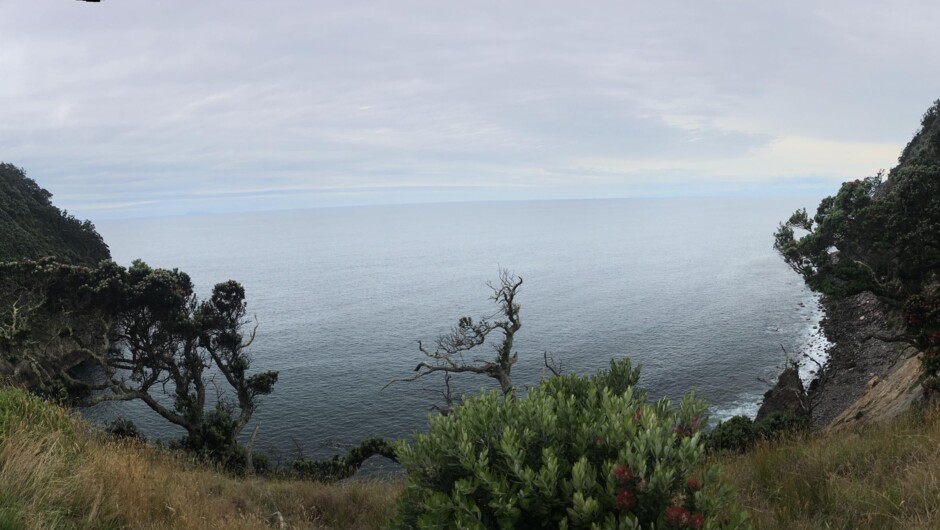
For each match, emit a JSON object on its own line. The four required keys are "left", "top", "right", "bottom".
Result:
{"left": 0, "top": 388, "right": 400, "bottom": 530}
{"left": 714, "top": 407, "right": 940, "bottom": 529}
{"left": 4, "top": 385, "right": 940, "bottom": 529}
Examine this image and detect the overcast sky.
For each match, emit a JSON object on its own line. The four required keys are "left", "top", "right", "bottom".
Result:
{"left": 1, "top": 1, "right": 938, "bottom": 219}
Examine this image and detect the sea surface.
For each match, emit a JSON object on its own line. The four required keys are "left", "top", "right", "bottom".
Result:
{"left": 83, "top": 197, "right": 828, "bottom": 463}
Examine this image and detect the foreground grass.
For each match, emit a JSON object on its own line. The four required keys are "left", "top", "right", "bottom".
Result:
{"left": 0, "top": 388, "right": 401, "bottom": 529}
{"left": 713, "top": 405, "right": 940, "bottom": 529}
{"left": 7, "top": 384, "right": 940, "bottom": 529}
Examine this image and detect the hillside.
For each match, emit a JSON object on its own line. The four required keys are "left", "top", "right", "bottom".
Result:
{"left": 0, "top": 163, "right": 109, "bottom": 265}
{"left": 714, "top": 405, "right": 940, "bottom": 529}
{"left": 4, "top": 384, "right": 940, "bottom": 529}
{"left": 0, "top": 387, "right": 399, "bottom": 529}
{"left": 773, "top": 100, "right": 940, "bottom": 429}
{"left": 0, "top": 164, "right": 111, "bottom": 386}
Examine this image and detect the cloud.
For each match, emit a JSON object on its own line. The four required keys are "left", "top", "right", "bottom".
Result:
{"left": 0, "top": 1, "right": 937, "bottom": 218}
{"left": 577, "top": 135, "right": 902, "bottom": 182}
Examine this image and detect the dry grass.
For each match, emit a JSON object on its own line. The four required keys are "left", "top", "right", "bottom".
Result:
{"left": 713, "top": 406, "right": 940, "bottom": 529}
{"left": 12, "top": 384, "right": 940, "bottom": 529}
{"left": 0, "top": 388, "right": 401, "bottom": 529}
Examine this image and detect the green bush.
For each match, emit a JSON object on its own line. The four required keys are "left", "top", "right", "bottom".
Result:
{"left": 289, "top": 436, "right": 397, "bottom": 482}
{"left": 394, "top": 359, "right": 749, "bottom": 529}
{"left": 754, "top": 412, "right": 808, "bottom": 441}
{"left": 103, "top": 417, "right": 144, "bottom": 441}
{"left": 704, "top": 416, "right": 756, "bottom": 454}
{"left": 705, "top": 412, "right": 808, "bottom": 454}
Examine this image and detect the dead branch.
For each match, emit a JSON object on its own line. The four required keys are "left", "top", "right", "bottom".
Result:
{"left": 386, "top": 269, "right": 523, "bottom": 400}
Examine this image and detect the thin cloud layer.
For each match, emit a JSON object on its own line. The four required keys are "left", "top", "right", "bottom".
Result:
{"left": 1, "top": 1, "right": 937, "bottom": 218}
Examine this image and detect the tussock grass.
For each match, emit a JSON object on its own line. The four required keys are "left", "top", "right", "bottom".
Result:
{"left": 713, "top": 406, "right": 940, "bottom": 529}
{"left": 10, "top": 384, "right": 940, "bottom": 529}
{"left": 0, "top": 388, "right": 400, "bottom": 529}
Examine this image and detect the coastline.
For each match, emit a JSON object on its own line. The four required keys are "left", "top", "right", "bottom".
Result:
{"left": 710, "top": 292, "right": 830, "bottom": 424}
{"left": 806, "top": 292, "right": 909, "bottom": 429}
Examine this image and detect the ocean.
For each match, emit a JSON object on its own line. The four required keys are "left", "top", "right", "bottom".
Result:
{"left": 82, "top": 196, "right": 828, "bottom": 463}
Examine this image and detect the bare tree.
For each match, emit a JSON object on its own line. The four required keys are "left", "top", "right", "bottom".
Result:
{"left": 389, "top": 269, "right": 523, "bottom": 397}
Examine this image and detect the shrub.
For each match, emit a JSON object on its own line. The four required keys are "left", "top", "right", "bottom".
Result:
{"left": 754, "top": 411, "right": 808, "bottom": 441}
{"left": 103, "top": 417, "right": 145, "bottom": 441}
{"left": 705, "top": 411, "right": 809, "bottom": 454}
{"left": 289, "top": 436, "right": 397, "bottom": 482}
{"left": 393, "top": 359, "right": 749, "bottom": 528}
{"left": 704, "top": 416, "right": 756, "bottom": 454}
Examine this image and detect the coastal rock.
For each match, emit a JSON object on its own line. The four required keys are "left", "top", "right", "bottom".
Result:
{"left": 827, "top": 350, "right": 923, "bottom": 432}
{"left": 808, "top": 291, "right": 902, "bottom": 428}
{"left": 756, "top": 366, "right": 808, "bottom": 422}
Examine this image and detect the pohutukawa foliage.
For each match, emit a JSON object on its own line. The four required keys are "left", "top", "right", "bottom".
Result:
{"left": 393, "top": 359, "right": 749, "bottom": 529}
{"left": 774, "top": 100, "right": 940, "bottom": 395}
{"left": 774, "top": 101, "right": 940, "bottom": 301}
{"left": 0, "top": 258, "right": 277, "bottom": 466}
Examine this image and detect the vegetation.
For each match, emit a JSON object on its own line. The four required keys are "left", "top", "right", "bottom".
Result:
{"left": 0, "top": 258, "right": 112, "bottom": 386}
{"left": 7, "top": 381, "right": 940, "bottom": 529}
{"left": 773, "top": 101, "right": 940, "bottom": 302}
{"left": 705, "top": 413, "right": 809, "bottom": 454}
{"left": 393, "top": 359, "right": 749, "bottom": 529}
{"left": 714, "top": 405, "right": 940, "bottom": 529}
{"left": 0, "top": 258, "right": 278, "bottom": 468}
{"left": 1, "top": 257, "right": 397, "bottom": 477}
{"left": 0, "top": 387, "right": 400, "bottom": 529}
{"left": 391, "top": 269, "right": 524, "bottom": 403}
{"left": 774, "top": 99, "right": 940, "bottom": 393}
{"left": 84, "top": 261, "right": 279, "bottom": 467}
{"left": 0, "top": 164, "right": 111, "bottom": 386}
{"left": 0, "top": 163, "right": 109, "bottom": 265}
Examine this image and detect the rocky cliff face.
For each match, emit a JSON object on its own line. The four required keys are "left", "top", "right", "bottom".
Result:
{"left": 758, "top": 288, "right": 929, "bottom": 431}
{"left": 758, "top": 291, "right": 919, "bottom": 430}
{"left": 755, "top": 366, "right": 808, "bottom": 422}
{"left": 807, "top": 292, "right": 907, "bottom": 428}
{"left": 827, "top": 351, "right": 922, "bottom": 432}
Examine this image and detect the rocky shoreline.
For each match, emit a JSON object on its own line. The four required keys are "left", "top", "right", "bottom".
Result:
{"left": 806, "top": 291, "right": 913, "bottom": 429}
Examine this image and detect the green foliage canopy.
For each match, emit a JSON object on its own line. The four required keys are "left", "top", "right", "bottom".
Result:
{"left": 774, "top": 100, "right": 940, "bottom": 301}
{"left": 0, "top": 163, "right": 109, "bottom": 265}
{"left": 774, "top": 100, "right": 940, "bottom": 303}
{"left": 0, "top": 258, "right": 278, "bottom": 464}
{"left": 775, "top": 100, "right": 940, "bottom": 395}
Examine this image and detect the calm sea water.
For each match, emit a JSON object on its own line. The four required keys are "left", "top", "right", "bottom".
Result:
{"left": 84, "top": 197, "right": 826, "bottom": 462}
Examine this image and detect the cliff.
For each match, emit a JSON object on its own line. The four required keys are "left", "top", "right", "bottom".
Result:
{"left": 767, "top": 100, "right": 940, "bottom": 430}
{"left": 812, "top": 292, "right": 918, "bottom": 429}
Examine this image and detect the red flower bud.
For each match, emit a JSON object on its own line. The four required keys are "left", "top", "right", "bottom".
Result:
{"left": 615, "top": 488, "right": 636, "bottom": 511}
{"left": 613, "top": 464, "right": 633, "bottom": 483}
{"left": 664, "top": 505, "right": 691, "bottom": 526}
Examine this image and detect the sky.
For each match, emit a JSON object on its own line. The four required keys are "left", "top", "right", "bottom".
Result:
{"left": 1, "top": 1, "right": 939, "bottom": 220}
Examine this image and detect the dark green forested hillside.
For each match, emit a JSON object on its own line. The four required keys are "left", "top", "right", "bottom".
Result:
{"left": 774, "top": 100, "right": 940, "bottom": 302}
{"left": 774, "top": 100, "right": 940, "bottom": 399}
{"left": 0, "top": 163, "right": 110, "bottom": 264}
